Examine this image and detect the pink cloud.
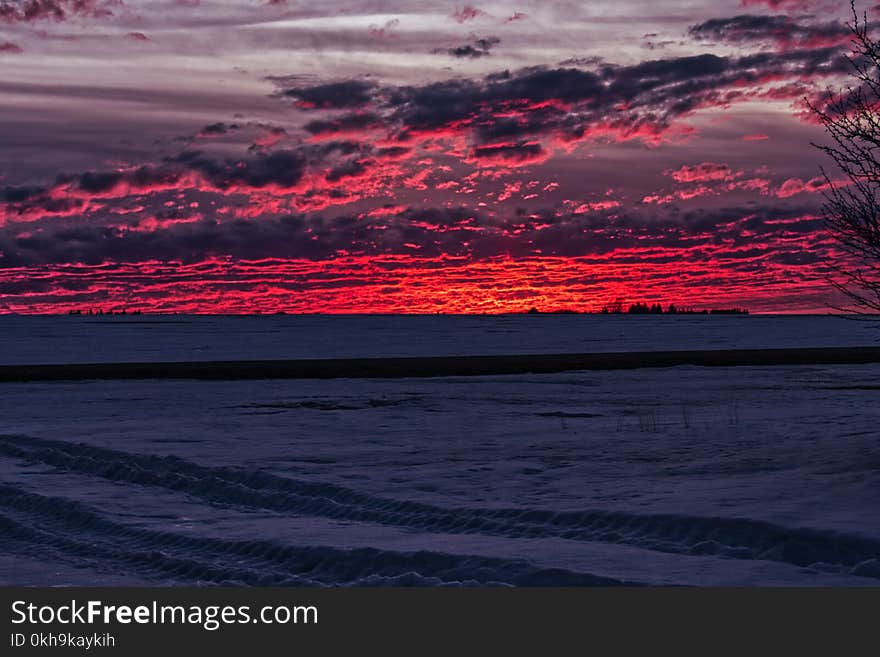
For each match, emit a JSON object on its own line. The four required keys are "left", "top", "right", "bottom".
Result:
{"left": 775, "top": 176, "right": 835, "bottom": 197}
{"left": 667, "top": 162, "right": 742, "bottom": 183}
{"left": 450, "top": 5, "right": 486, "bottom": 23}
{"left": 368, "top": 18, "right": 399, "bottom": 39}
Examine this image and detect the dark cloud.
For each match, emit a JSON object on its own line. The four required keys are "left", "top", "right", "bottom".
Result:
{"left": 47, "top": 44, "right": 828, "bottom": 225}
{"left": 2, "top": 43, "right": 852, "bottom": 251}
{"left": 0, "top": 0, "right": 115, "bottom": 22}
{"left": 280, "top": 80, "right": 376, "bottom": 109}
{"left": 182, "top": 121, "right": 286, "bottom": 150}
{"left": 197, "top": 121, "right": 236, "bottom": 137}
{"left": 324, "top": 158, "right": 369, "bottom": 182}
{"left": 59, "top": 162, "right": 182, "bottom": 194}
{"left": 689, "top": 14, "right": 853, "bottom": 50}
{"left": 273, "top": 47, "right": 847, "bottom": 152}
{"left": 303, "top": 112, "right": 382, "bottom": 136}
{"left": 0, "top": 41, "right": 22, "bottom": 52}
{"left": 446, "top": 36, "right": 500, "bottom": 58}
{"left": 367, "top": 67, "right": 605, "bottom": 139}
{"left": 0, "top": 201, "right": 825, "bottom": 268}
{"left": 76, "top": 170, "right": 124, "bottom": 193}
{"left": 740, "top": 0, "right": 818, "bottom": 9}
{"left": 470, "top": 141, "right": 546, "bottom": 165}
{"left": 0, "top": 148, "right": 315, "bottom": 219}
{"left": 375, "top": 146, "right": 410, "bottom": 159}
{"left": 770, "top": 251, "right": 821, "bottom": 265}
{"left": 168, "top": 150, "right": 308, "bottom": 190}
{"left": 2, "top": 185, "right": 42, "bottom": 203}
{"left": 0, "top": 1, "right": 854, "bottom": 313}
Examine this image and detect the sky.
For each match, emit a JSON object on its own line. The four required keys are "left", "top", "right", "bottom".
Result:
{"left": 0, "top": 0, "right": 871, "bottom": 314}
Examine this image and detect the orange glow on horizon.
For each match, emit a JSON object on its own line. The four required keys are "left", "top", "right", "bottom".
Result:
{"left": 0, "top": 253, "right": 839, "bottom": 315}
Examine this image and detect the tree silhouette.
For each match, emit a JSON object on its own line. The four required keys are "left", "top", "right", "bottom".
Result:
{"left": 811, "top": 2, "right": 880, "bottom": 313}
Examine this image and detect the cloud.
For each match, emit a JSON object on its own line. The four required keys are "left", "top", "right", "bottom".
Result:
{"left": 450, "top": 6, "right": 486, "bottom": 23}
{"left": 468, "top": 141, "right": 548, "bottom": 167}
{"left": 280, "top": 80, "right": 376, "bottom": 109}
{"left": 0, "top": 245, "right": 839, "bottom": 314}
{"left": 0, "top": 41, "right": 22, "bottom": 52}
{"left": 446, "top": 36, "right": 500, "bottom": 58}
{"left": 368, "top": 18, "right": 399, "bottom": 39}
{"left": 0, "top": 0, "right": 862, "bottom": 314}
{"left": 184, "top": 121, "right": 288, "bottom": 151}
{"left": 169, "top": 149, "right": 308, "bottom": 191}
{"left": 0, "top": 148, "right": 312, "bottom": 220}
{"left": 196, "top": 121, "right": 238, "bottom": 138}
{"left": 689, "top": 14, "right": 853, "bottom": 50}
{"left": 640, "top": 161, "right": 784, "bottom": 204}
{"left": 739, "top": 0, "right": 822, "bottom": 9}
{"left": 0, "top": 200, "right": 830, "bottom": 269}
{"left": 775, "top": 175, "right": 836, "bottom": 197}
{"left": 274, "top": 45, "right": 848, "bottom": 176}
{"left": 302, "top": 112, "right": 383, "bottom": 138}
{"left": 667, "top": 162, "right": 742, "bottom": 183}
{"left": 0, "top": 132, "right": 426, "bottom": 228}
{"left": 1, "top": 40, "right": 855, "bottom": 250}
{"left": 0, "top": 0, "right": 116, "bottom": 22}
{"left": 248, "top": 124, "right": 288, "bottom": 151}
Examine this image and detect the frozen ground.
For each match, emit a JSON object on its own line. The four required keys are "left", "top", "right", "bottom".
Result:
{"left": 1, "top": 357, "right": 879, "bottom": 586}
{"left": 1, "top": 314, "right": 879, "bottom": 365}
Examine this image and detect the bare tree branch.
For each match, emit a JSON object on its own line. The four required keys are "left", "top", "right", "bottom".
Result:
{"left": 810, "top": 1, "right": 880, "bottom": 313}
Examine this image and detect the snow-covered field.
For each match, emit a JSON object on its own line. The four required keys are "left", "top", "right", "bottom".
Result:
{"left": 2, "top": 314, "right": 879, "bottom": 365}
{"left": 0, "top": 316, "right": 879, "bottom": 586}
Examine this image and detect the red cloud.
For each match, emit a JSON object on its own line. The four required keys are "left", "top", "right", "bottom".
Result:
{"left": 0, "top": 236, "right": 843, "bottom": 315}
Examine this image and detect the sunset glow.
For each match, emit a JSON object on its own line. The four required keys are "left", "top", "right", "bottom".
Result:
{"left": 0, "top": 0, "right": 868, "bottom": 313}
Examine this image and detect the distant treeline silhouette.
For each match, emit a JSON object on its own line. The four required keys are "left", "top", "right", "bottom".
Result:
{"left": 525, "top": 302, "right": 749, "bottom": 315}
{"left": 63, "top": 305, "right": 748, "bottom": 317}
{"left": 601, "top": 301, "right": 749, "bottom": 315}
{"left": 67, "top": 309, "right": 142, "bottom": 316}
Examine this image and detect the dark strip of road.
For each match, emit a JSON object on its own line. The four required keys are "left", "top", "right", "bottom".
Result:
{"left": 2, "top": 346, "right": 880, "bottom": 381}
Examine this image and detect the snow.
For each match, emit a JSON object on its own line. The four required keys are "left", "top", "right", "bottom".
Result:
{"left": 1, "top": 314, "right": 879, "bottom": 365}
{"left": 1, "top": 315, "right": 879, "bottom": 586}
